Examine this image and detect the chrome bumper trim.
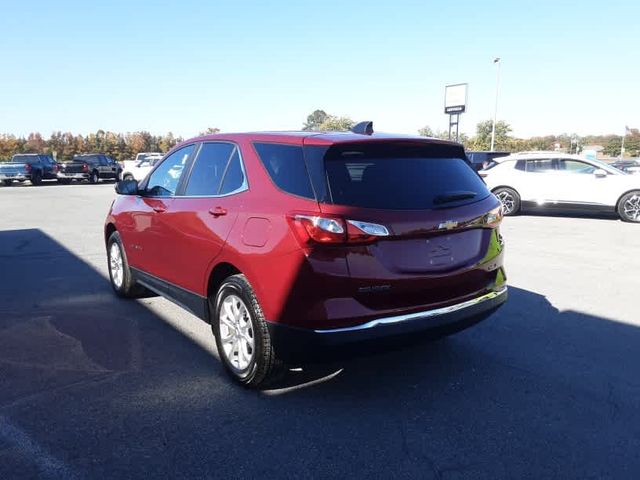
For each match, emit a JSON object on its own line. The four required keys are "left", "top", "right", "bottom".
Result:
{"left": 314, "top": 287, "right": 507, "bottom": 334}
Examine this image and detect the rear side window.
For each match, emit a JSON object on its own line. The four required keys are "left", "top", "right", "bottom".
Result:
{"left": 526, "top": 159, "right": 555, "bottom": 172}
{"left": 184, "top": 143, "right": 246, "bottom": 196}
{"left": 312, "top": 143, "right": 490, "bottom": 210}
{"left": 185, "top": 143, "right": 235, "bottom": 196}
{"left": 253, "top": 143, "right": 315, "bottom": 199}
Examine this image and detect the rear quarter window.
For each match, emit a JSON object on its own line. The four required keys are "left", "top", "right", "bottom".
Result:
{"left": 253, "top": 143, "right": 315, "bottom": 199}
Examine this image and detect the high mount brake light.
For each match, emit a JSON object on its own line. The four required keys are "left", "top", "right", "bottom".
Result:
{"left": 288, "top": 214, "right": 390, "bottom": 245}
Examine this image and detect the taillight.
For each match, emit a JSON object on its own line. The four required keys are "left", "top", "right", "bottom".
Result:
{"left": 483, "top": 206, "right": 503, "bottom": 228}
{"left": 82, "top": 163, "right": 89, "bottom": 172}
{"left": 288, "top": 213, "right": 389, "bottom": 245}
{"left": 24, "top": 163, "right": 31, "bottom": 173}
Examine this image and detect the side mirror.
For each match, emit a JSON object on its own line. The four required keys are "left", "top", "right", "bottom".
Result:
{"left": 594, "top": 169, "right": 608, "bottom": 178}
{"left": 115, "top": 179, "right": 139, "bottom": 195}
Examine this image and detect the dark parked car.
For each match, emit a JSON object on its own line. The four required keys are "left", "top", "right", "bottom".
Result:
{"left": 612, "top": 159, "right": 640, "bottom": 175}
{"left": 467, "top": 151, "right": 510, "bottom": 171}
{"left": 0, "top": 154, "right": 59, "bottom": 186}
{"left": 105, "top": 127, "right": 507, "bottom": 387}
{"left": 58, "top": 154, "right": 122, "bottom": 184}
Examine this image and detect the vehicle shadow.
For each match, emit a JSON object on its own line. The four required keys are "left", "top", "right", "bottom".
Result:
{"left": 1, "top": 228, "right": 639, "bottom": 479}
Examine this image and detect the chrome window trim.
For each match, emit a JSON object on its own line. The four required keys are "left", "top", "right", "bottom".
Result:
{"left": 313, "top": 287, "right": 507, "bottom": 334}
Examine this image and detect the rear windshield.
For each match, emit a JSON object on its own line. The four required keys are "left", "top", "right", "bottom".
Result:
{"left": 253, "top": 141, "right": 490, "bottom": 209}
{"left": 11, "top": 155, "right": 38, "bottom": 164}
{"left": 313, "top": 144, "right": 490, "bottom": 210}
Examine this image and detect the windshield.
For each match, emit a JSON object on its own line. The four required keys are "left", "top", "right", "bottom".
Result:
{"left": 589, "top": 158, "right": 626, "bottom": 174}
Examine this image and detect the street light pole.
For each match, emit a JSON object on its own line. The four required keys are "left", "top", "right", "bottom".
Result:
{"left": 490, "top": 57, "right": 501, "bottom": 152}
{"left": 620, "top": 126, "right": 627, "bottom": 159}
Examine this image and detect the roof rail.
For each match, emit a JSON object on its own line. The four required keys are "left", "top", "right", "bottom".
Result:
{"left": 351, "top": 121, "right": 374, "bottom": 135}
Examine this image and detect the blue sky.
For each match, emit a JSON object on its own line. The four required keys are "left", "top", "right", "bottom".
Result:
{"left": 1, "top": 0, "right": 638, "bottom": 138}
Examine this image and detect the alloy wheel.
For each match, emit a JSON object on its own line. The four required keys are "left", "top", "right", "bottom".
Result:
{"left": 623, "top": 194, "right": 640, "bottom": 221}
{"left": 496, "top": 190, "right": 515, "bottom": 214}
{"left": 109, "top": 243, "right": 124, "bottom": 288}
{"left": 219, "top": 294, "right": 255, "bottom": 371}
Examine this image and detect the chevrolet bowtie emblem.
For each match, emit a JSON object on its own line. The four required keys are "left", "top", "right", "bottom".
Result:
{"left": 438, "top": 220, "right": 458, "bottom": 230}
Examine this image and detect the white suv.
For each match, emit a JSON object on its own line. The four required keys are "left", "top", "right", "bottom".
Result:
{"left": 121, "top": 154, "right": 163, "bottom": 182}
{"left": 480, "top": 152, "right": 640, "bottom": 222}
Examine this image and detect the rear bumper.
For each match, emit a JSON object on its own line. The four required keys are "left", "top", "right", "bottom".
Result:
{"left": 57, "top": 172, "right": 89, "bottom": 179}
{"left": 0, "top": 173, "right": 29, "bottom": 180}
{"left": 267, "top": 287, "right": 507, "bottom": 360}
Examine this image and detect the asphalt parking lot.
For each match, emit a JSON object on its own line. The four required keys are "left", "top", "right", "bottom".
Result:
{"left": 1, "top": 182, "right": 639, "bottom": 479}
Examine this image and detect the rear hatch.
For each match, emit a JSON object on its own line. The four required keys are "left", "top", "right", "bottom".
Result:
{"left": 303, "top": 140, "right": 502, "bottom": 311}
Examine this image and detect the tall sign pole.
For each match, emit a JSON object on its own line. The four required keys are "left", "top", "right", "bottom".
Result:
{"left": 444, "top": 83, "right": 468, "bottom": 143}
{"left": 490, "top": 57, "right": 501, "bottom": 151}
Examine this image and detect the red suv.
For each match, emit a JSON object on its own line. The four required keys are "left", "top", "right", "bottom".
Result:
{"left": 105, "top": 128, "right": 507, "bottom": 387}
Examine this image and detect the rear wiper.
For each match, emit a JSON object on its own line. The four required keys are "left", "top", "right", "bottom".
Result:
{"left": 433, "top": 191, "right": 477, "bottom": 205}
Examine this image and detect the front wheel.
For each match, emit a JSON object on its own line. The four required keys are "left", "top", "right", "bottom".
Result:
{"left": 107, "top": 231, "right": 146, "bottom": 298}
{"left": 2, "top": 180, "right": 12, "bottom": 186}
{"left": 212, "top": 274, "right": 282, "bottom": 388}
{"left": 618, "top": 191, "right": 640, "bottom": 223}
{"left": 493, "top": 187, "right": 521, "bottom": 216}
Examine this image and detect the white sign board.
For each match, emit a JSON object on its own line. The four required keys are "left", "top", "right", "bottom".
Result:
{"left": 444, "top": 83, "right": 468, "bottom": 114}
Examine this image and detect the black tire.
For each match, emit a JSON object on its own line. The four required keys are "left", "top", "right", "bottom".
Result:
{"left": 57, "top": 178, "right": 71, "bottom": 185}
{"left": 2, "top": 180, "right": 12, "bottom": 186}
{"left": 493, "top": 187, "right": 521, "bottom": 216}
{"left": 89, "top": 170, "right": 100, "bottom": 184}
{"left": 30, "top": 171, "right": 43, "bottom": 186}
{"left": 123, "top": 173, "right": 134, "bottom": 182}
{"left": 211, "top": 274, "right": 282, "bottom": 388}
{"left": 617, "top": 191, "right": 640, "bottom": 223}
{"left": 107, "top": 231, "right": 146, "bottom": 298}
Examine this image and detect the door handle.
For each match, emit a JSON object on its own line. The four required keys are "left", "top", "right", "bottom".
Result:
{"left": 152, "top": 205, "right": 167, "bottom": 213}
{"left": 208, "top": 206, "right": 227, "bottom": 217}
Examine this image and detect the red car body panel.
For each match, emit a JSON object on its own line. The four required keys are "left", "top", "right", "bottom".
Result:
{"left": 106, "top": 132, "right": 506, "bottom": 334}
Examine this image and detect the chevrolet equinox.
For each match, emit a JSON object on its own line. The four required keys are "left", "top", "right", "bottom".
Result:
{"left": 105, "top": 127, "right": 507, "bottom": 387}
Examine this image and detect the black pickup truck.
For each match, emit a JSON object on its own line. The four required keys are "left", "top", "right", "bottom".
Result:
{"left": 58, "top": 154, "right": 122, "bottom": 184}
{"left": 0, "top": 154, "right": 59, "bottom": 186}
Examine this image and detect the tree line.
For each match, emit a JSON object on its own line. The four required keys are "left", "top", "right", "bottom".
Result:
{"left": 304, "top": 109, "right": 640, "bottom": 158}
{"left": 1, "top": 113, "right": 637, "bottom": 162}
{"left": 0, "top": 131, "right": 186, "bottom": 162}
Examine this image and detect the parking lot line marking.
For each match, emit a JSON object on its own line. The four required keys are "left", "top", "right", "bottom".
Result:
{"left": 0, "top": 415, "right": 82, "bottom": 480}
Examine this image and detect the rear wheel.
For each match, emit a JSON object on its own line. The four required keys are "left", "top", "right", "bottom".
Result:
{"left": 89, "top": 170, "right": 99, "bottom": 184}
{"left": 107, "top": 231, "right": 146, "bottom": 298}
{"left": 617, "top": 191, "right": 640, "bottom": 223}
{"left": 2, "top": 180, "right": 12, "bottom": 186}
{"left": 30, "top": 172, "right": 43, "bottom": 186}
{"left": 57, "top": 178, "right": 71, "bottom": 185}
{"left": 493, "top": 187, "right": 521, "bottom": 216}
{"left": 212, "top": 274, "right": 282, "bottom": 388}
